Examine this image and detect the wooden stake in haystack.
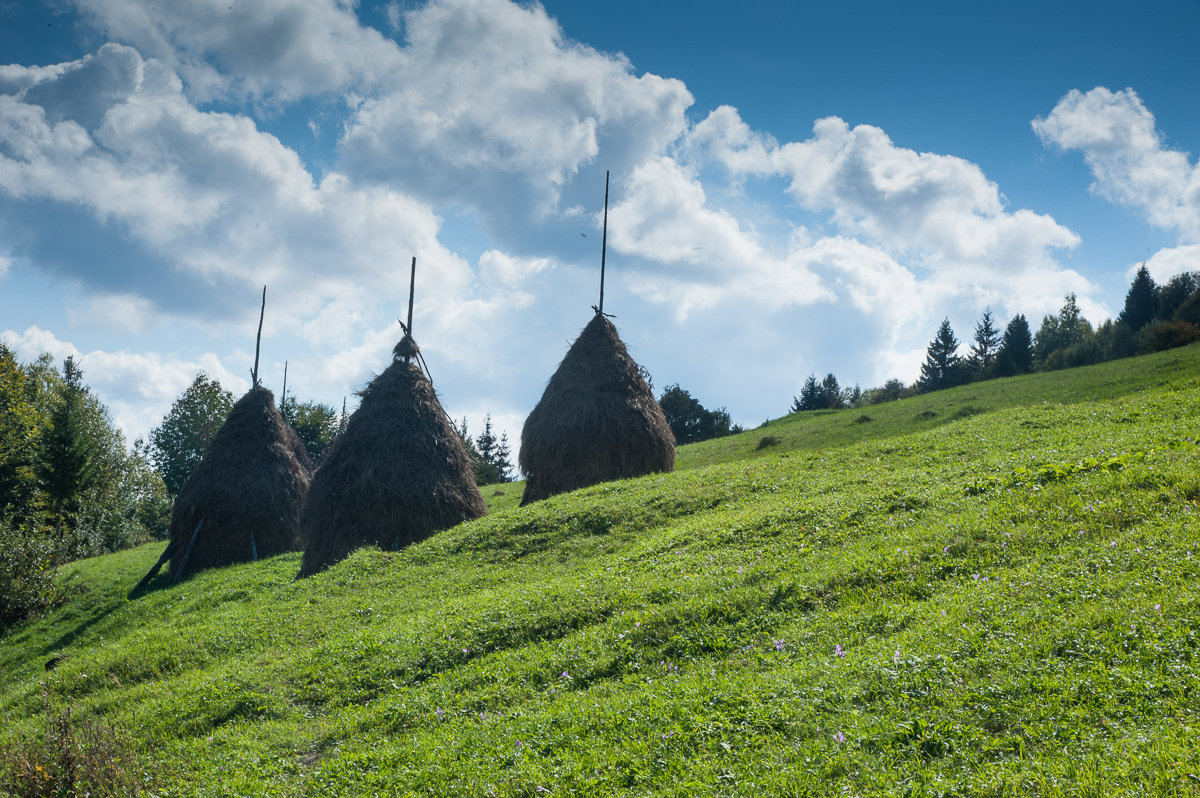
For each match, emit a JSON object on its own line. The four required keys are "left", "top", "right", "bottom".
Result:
{"left": 518, "top": 171, "right": 675, "bottom": 506}
{"left": 132, "top": 287, "right": 312, "bottom": 592}
{"left": 298, "top": 258, "right": 485, "bottom": 577}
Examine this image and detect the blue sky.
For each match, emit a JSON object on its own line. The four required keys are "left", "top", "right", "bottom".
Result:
{"left": 2, "top": 0, "right": 1198, "bottom": 452}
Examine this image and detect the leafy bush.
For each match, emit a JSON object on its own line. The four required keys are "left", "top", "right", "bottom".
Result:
{"left": 0, "top": 708, "right": 145, "bottom": 797}
{"left": 1136, "top": 320, "right": 1200, "bottom": 353}
{"left": 0, "top": 518, "right": 56, "bottom": 628}
{"left": 660, "top": 385, "right": 740, "bottom": 442}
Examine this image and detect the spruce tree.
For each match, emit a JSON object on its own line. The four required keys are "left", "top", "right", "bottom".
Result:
{"left": 968, "top": 308, "right": 1001, "bottom": 375}
{"left": 493, "top": 433, "right": 513, "bottom": 482}
{"left": 1119, "top": 264, "right": 1157, "bottom": 333}
{"left": 37, "top": 357, "right": 97, "bottom": 540}
{"left": 918, "top": 319, "right": 963, "bottom": 393}
{"left": 818, "top": 374, "right": 842, "bottom": 409}
{"left": 473, "top": 415, "right": 503, "bottom": 485}
{"left": 995, "top": 315, "right": 1034, "bottom": 375}
{"left": 792, "top": 375, "right": 821, "bottom": 412}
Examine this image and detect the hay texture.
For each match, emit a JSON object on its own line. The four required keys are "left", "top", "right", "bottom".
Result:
{"left": 166, "top": 386, "right": 310, "bottom": 579}
{"left": 298, "top": 337, "right": 486, "bottom": 577}
{"left": 520, "top": 313, "right": 675, "bottom": 505}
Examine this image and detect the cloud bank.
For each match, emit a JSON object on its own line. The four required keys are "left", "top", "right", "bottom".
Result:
{"left": 3, "top": 0, "right": 1192, "bottom": 448}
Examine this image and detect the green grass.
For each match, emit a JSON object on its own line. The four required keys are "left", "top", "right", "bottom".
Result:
{"left": 3, "top": 348, "right": 1200, "bottom": 796}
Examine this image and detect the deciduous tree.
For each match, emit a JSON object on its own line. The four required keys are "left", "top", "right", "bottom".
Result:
{"left": 148, "top": 374, "right": 234, "bottom": 494}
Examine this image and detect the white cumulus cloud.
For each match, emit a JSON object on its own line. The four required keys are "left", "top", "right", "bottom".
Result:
{"left": 338, "top": 0, "right": 693, "bottom": 221}
{"left": 1034, "top": 87, "right": 1200, "bottom": 245}
{"left": 69, "top": 0, "right": 404, "bottom": 102}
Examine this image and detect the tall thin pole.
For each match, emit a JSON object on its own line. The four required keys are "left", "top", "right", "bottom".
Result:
{"left": 407, "top": 256, "right": 417, "bottom": 337}
{"left": 252, "top": 286, "right": 266, "bottom": 387}
{"left": 599, "top": 171, "right": 609, "bottom": 315}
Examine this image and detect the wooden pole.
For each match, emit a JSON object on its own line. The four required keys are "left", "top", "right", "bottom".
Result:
{"left": 252, "top": 286, "right": 266, "bottom": 387}
{"left": 599, "top": 171, "right": 609, "bottom": 315}
{"left": 407, "top": 256, "right": 417, "bottom": 338}
{"left": 174, "top": 520, "right": 203, "bottom": 583}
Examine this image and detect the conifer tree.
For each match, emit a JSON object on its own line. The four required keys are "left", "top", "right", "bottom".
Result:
{"left": 493, "top": 432, "right": 513, "bottom": 482}
{"left": 1119, "top": 264, "right": 1157, "bottom": 333}
{"left": 968, "top": 308, "right": 1001, "bottom": 375}
{"left": 37, "top": 357, "right": 97, "bottom": 540}
{"left": 818, "top": 374, "right": 843, "bottom": 409}
{"left": 918, "top": 319, "right": 963, "bottom": 392}
{"left": 792, "top": 375, "right": 821, "bottom": 412}
{"left": 995, "top": 315, "right": 1034, "bottom": 375}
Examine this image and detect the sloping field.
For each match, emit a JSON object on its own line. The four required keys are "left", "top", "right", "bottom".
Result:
{"left": 3, "top": 347, "right": 1200, "bottom": 797}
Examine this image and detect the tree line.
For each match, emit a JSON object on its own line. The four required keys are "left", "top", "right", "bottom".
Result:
{"left": 793, "top": 265, "right": 1200, "bottom": 411}
{"left": 1, "top": 347, "right": 171, "bottom": 626}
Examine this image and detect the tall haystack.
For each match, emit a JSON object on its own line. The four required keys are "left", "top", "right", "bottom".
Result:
{"left": 519, "top": 313, "right": 675, "bottom": 506}
{"left": 297, "top": 335, "right": 486, "bottom": 577}
{"left": 163, "top": 385, "right": 311, "bottom": 580}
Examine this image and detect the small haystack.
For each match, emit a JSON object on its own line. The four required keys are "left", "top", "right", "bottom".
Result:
{"left": 297, "top": 335, "right": 486, "bottom": 577}
{"left": 160, "top": 385, "right": 311, "bottom": 581}
{"left": 519, "top": 313, "right": 675, "bottom": 505}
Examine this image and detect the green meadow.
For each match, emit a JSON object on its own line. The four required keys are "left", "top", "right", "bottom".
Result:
{"left": 3, "top": 346, "right": 1200, "bottom": 796}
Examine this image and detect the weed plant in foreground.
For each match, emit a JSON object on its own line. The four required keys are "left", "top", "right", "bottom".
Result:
{"left": 2, "top": 347, "right": 1200, "bottom": 796}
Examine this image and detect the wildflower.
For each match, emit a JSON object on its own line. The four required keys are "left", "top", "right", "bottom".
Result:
{"left": 973, "top": 573, "right": 980, "bottom": 581}
{"left": 1155, "top": 604, "right": 1161, "bottom": 610}
{"left": 1110, "top": 541, "right": 1117, "bottom": 548}
{"left": 834, "top": 644, "right": 846, "bottom": 657}
{"left": 1002, "top": 541, "right": 1007, "bottom": 549}
{"left": 943, "top": 545, "right": 949, "bottom": 554}
{"left": 834, "top": 731, "right": 846, "bottom": 743}
{"left": 561, "top": 671, "right": 570, "bottom": 679}
{"left": 894, "top": 649, "right": 900, "bottom": 664}
{"left": 436, "top": 708, "right": 444, "bottom": 719}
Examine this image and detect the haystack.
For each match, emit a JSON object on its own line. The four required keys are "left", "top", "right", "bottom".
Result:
{"left": 163, "top": 385, "right": 311, "bottom": 581}
{"left": 519, "top": 313, "right": 675, "bottom": 505}
{"left": 297, "top": 335, "right": 485, "bottom": 577}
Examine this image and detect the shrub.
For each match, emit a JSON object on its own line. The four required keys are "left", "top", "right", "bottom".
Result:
{"left": 1136, "top": 320, "right": 1200, "bottom": 353}
{"left": 0, "top": 519, "right": 56, "bottom": 629}
{"left": 0, "top": 708, "right": 145, "bottom": 797}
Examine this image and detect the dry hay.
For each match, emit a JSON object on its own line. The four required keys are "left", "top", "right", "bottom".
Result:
{"left": 165, "top": 386, "right": 311, "bottom": 580}
{"left": 297, "top": 336, "right": 486, "bottom": 577}
{"left": 519, "top": 313, "right": 675, "bottom": 505}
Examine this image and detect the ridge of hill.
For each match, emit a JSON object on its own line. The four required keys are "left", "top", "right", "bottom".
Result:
{"left": 2, "top": 347, "right": 1200, "bottom": 796}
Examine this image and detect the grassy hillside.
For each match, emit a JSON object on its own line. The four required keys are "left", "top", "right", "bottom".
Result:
{"left": 3, "top": 347, "right": 1200, "bottom": 797}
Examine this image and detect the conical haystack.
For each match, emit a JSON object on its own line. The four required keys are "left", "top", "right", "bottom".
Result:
{"left": 519, "top": 313, "right": 675, "bottom": 505}
{"left": 166, "top": 386, "right": 311, "bottom": 580}
{"left": 298, "top": 336, "right": 486, "bottom": 577}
